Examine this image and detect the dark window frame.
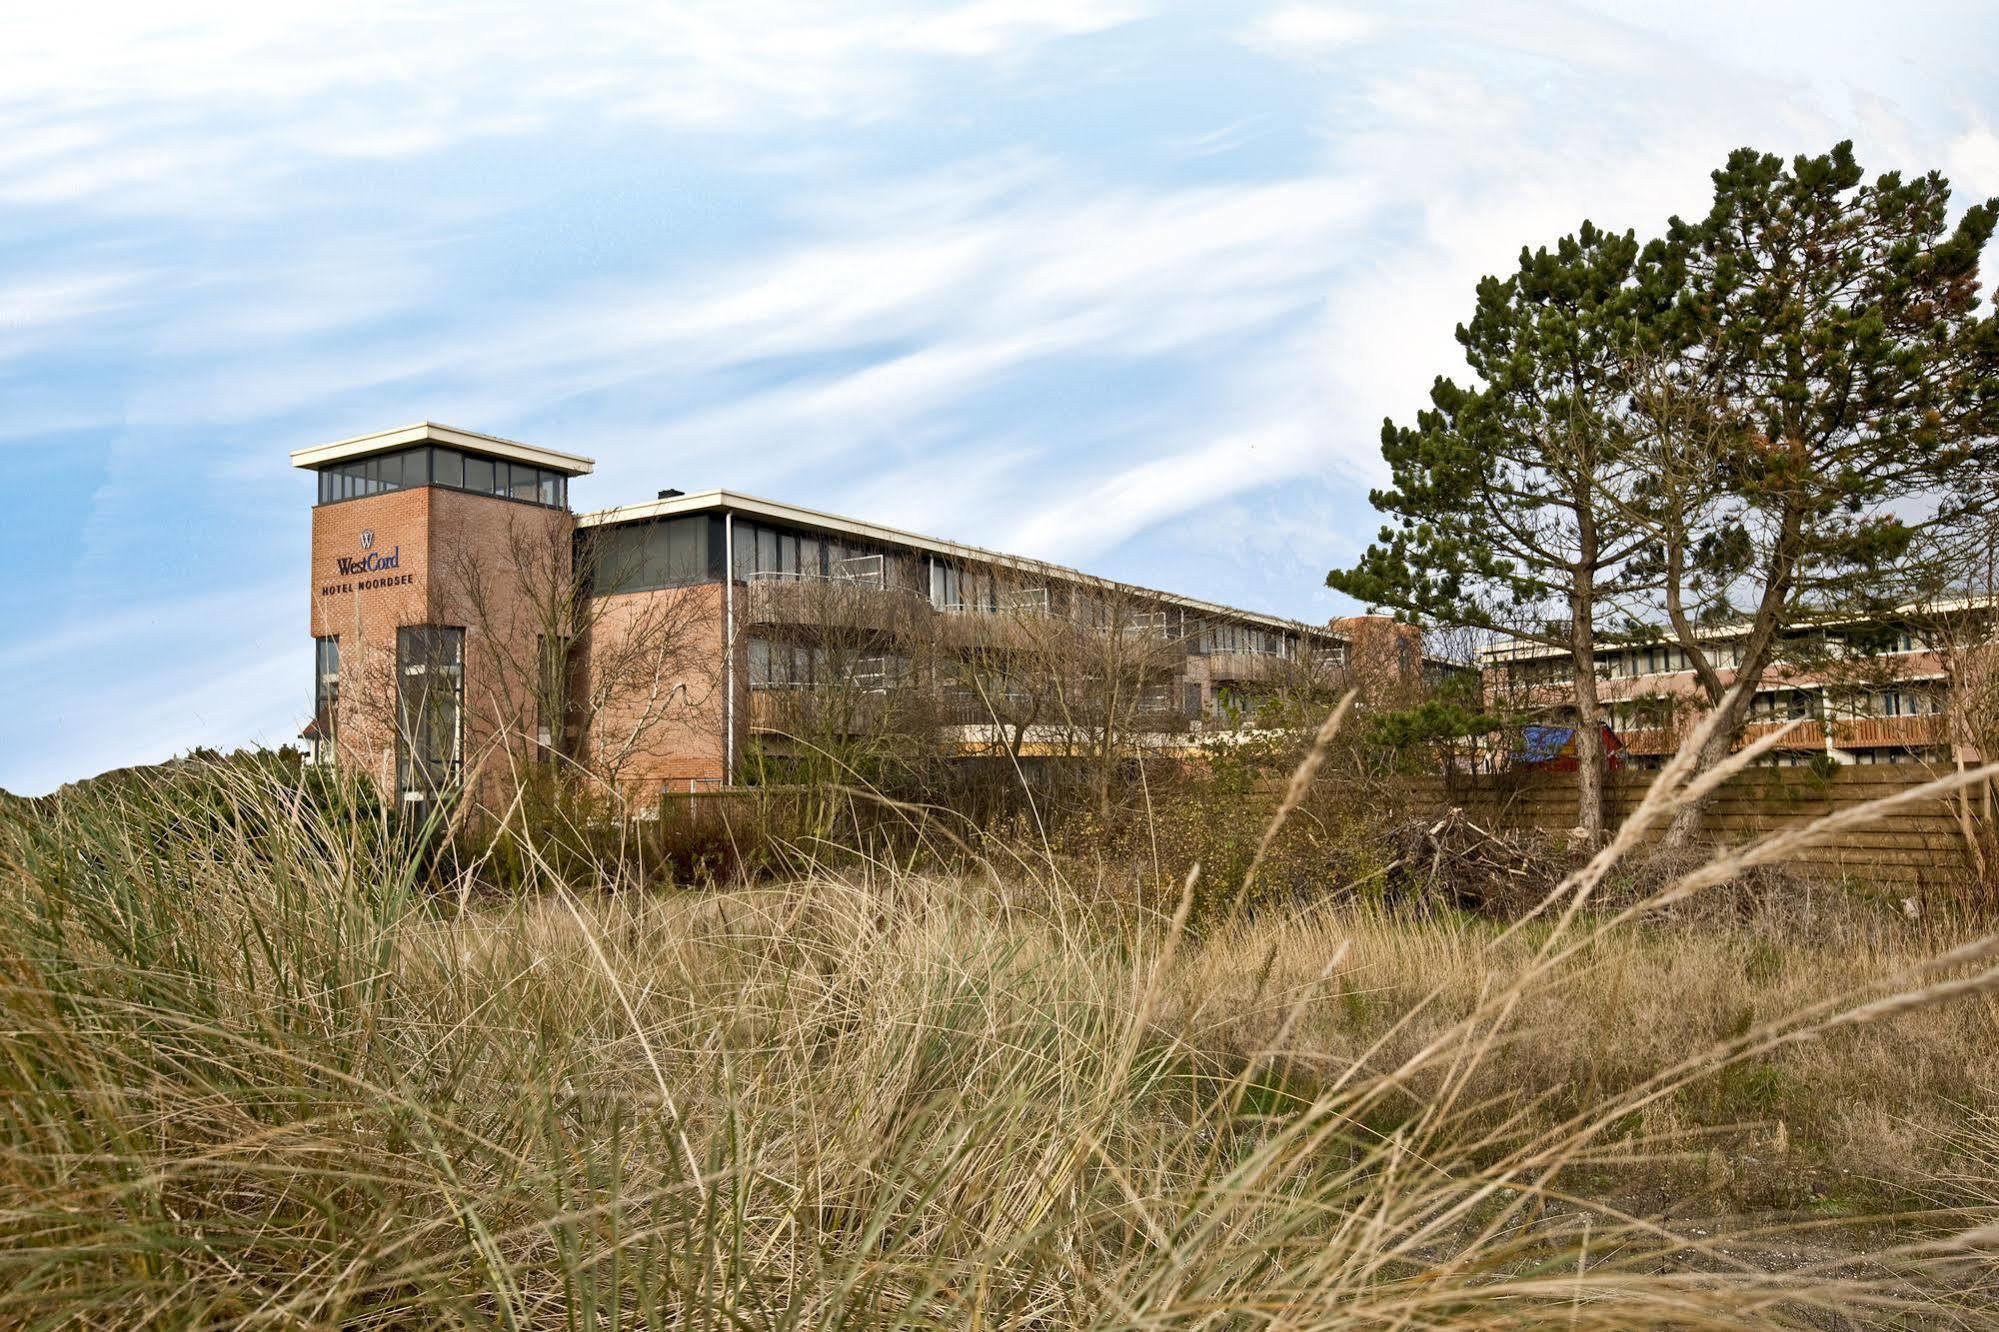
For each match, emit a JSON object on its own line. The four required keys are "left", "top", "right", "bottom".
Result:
{"left": 395, "top": 625, "right": 465, "bottom": 807}
{"left": 312, "top": 446, "right": 571, "bottom": 511}
{"left": 313, "top": 635, "right": 340, "bottom": 748}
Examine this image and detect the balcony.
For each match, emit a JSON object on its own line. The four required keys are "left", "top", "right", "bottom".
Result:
{"left": 933, "top": 602, "right": 1065, "bottom": 654}
{"left": 1613, "top": 719, "right": 1826, "bottom": 757}
{"left": 746, "top": 687, "right": 925, "bottom": 738}
{"left": 741, "top": 571, "right": 926, "bottom": 634}
{"left": 1832, "top": 714, "right": 1947, "bottom": 750}
{"left": 1200, "top": 650, "right": 1289, "bottom": 683}
{"left": 1737, "top": 719, "right": 1827, "bottom": 750}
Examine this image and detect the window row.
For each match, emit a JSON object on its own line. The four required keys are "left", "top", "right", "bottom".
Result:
{"left": 1850, "top": 687, "right": 1945, "bottom": 718}
{"left": 1851, "top": 748, "right": 1947, "bottom": 764}
{"left": 315, "top": 446, "right": 570, "bottom": 509}
{"left": 588, "top": 515, "right": 726, "bottom": 595}
{"left": 748, "top": 638, "right": 906, "bottom": 690}
{"left": 733, "top": 520, "right": 889, "bottom": 585}
{"left": 1746, "top": 689, "right": 1819, "bottom": 722}
{"left": 1201, "top": 621, "right": 1295, "bottom": 658}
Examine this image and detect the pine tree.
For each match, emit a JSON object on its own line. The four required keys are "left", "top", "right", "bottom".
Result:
{"left": 1329, "top": 224, "right": 1656, "bottom": 841}
{"left": 1629, "top": 142, "right": 1999, "bottom": 841}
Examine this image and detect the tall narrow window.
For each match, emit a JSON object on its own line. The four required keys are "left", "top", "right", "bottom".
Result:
{"left": 396, "top": 626, "right": 465, "bottom": 807}
{"left": 313, "top": 636, "right": 340, "bottom": 759}
{"left": 536, "top": 634, "right": 573, "bottom": 759}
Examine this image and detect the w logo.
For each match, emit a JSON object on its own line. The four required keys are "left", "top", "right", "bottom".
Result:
{"left": 359, "top": 530, "right": 375, "bottom": 551}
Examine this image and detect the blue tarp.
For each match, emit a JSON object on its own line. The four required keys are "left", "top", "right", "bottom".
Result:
{"left": 1514, "top": 722, "right": 1625, "bottom": 770}
{"left": 1517, "top": 725, "right": 1577, "bottom": 765}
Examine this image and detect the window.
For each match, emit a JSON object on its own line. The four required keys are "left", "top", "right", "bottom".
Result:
{"left": 929, "top": 559, "right": 993, "bottom": 611}
{"left": 1204, "top": 621, "right": 1288, "bottom": 656}
{"left": 749, "top": 637, "right": 817, "bottom": 688}
{"left": 396, "top": 626, "right": 464, "bottom": 806}
{"left": 536, "top": 634, "right": 573, "bottom": 758}
{"left": 314, "top": 447, "right": 570, "bottom": 509}
{"left": 509, "top": 463, "right": 540, "bottom": 503}
{"left": 1748, "top": 688, "right": 1817, "bottom": 722}
{"left": 833, "top": 553, "right": 885, "bottom": 587}
{"left": 464, "top": 454, "right": 496, "bottom": 495}
{"left": 998, "top": 584, "right": 1048, "bottom": 613}
{"left": 313, "top": 636, "right": 340, "bottom": 754}
{"left": 588, "top": 515, "right": 716, "bottom": 595}
{"left": 734, "top": 521, "right": 839, "bottom": 583}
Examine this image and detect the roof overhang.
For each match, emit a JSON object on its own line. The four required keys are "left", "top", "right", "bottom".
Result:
{"left": 581, "top": 488, "right": 1343, "bottom": 642}
{"left": 288, "top": 422, "right": 595, "bottom": 476}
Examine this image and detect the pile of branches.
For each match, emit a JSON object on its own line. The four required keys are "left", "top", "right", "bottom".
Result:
{"left": 1380, "top": 806, "right": 1571, "bottom": 917}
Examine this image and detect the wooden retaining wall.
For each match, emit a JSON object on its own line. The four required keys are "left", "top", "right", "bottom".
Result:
{"left": 1401, "top": 767, "right": 1986, "bottom": 887}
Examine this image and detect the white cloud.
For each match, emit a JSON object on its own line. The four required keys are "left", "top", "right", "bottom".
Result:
{"left": 0, "top": 1, "right": 1143, "bottom": 215}
{"left": 1949, "top": 121, "right": 1999, "bottom": 199}
{"left": 0, "top": 269, "right": 145, "bottom": 334}
{"left": 1242, "top": 5, "right": 1378, "bottom": 55}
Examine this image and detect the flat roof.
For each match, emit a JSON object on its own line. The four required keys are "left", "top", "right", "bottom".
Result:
{"left": 1479, "top": 595, "right": 1991, "bottom": 663}
{"left": 581, "top": 488, "right": 1345, "bottom": 642}
{"left": 289, "top": 422, "right": 595, "bottom": 476}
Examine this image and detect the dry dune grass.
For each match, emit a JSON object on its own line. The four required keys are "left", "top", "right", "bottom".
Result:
{"left": 1176, "top": 902, "right": 1997, "bottom": 1211}
{"left": 1, "top": 721, "right": 1998, "bottom": 1327}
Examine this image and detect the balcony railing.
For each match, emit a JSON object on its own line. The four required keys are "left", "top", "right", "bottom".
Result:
{"left": 1831, "top": 714, "right": 1947, "bottom": 749}
{"left": 742, "top": 570, "right": 925, "bottom": 632}
{"left": 1613, "top": 719, "right": 1827, "bottom": 756}
{"left": 1200, "top": 649, "right": 1289, "bottom": 683}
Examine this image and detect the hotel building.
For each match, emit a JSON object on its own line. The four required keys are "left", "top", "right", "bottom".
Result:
{"left": 1482, "top": 614, "right": 1973, "bottom": 768}
{"left": 296, "top": 423, "right": 1392, "bottom": 812}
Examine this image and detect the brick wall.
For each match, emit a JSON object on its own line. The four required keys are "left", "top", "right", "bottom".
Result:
{"left": 580, "top": 583, "right": 731, "bottom": 796}
{"left": 310, "top": 487, "right": 434, "bottom": 793}
{"left": 311, "top": 486, "right": 742, "bottom": 810}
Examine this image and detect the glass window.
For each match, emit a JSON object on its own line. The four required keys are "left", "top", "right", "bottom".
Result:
{"left": 665, "top": 516, "right": 704, "bottom": 582}
{"left": 463, "top": 455, "right": 495, "bottom": 495}
{"left": 510, "top": 464, "right": 539, "bottom": 502}
{"left": 313, "top": 636, "right": 340, "bottom": 752}
{"left": 434, "top": 447, "right": 463, "bottom": 489}
{"left": 396, "top": 626, "right": 464, "bottom": 806}
{"left": 588, "top": 525, "right": 641, "bottom": 595}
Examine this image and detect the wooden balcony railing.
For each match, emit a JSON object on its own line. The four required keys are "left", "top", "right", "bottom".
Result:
{"left": 1200, "top": 650, "right": 1288, "bottom": 683}
{"left": 1831, "top": 714, "right": 1946, "bottom": 749}
{"left": 1615, "top": 715, "right": 1949, "bottom": 757}
{"left": 1615, "top": 719, "right": 1828, "bottom": 756}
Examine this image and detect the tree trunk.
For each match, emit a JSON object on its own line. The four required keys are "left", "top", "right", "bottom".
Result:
{"left": 1575, "top": 716, "right": 1606, "bottom": 843}
{"left": 1661, "top": 686, "right": 1750, "bottom": 848}
{"left": 1570, "top": 621, "right": 1607, "bottom": 844}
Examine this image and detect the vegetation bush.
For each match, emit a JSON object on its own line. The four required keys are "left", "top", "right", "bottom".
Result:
{"left": 3, "top": 756, "right": 1998, "bottom": 1326}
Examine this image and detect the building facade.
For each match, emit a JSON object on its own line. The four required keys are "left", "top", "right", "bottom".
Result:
{"left": 298, "top": 423, "right": 1395, "bottom": 812}
{"left": 1481, "top": 615, "right": 1971, "bottom": 768}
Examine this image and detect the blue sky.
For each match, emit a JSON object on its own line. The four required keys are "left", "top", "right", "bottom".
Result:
{"left": 5, "top": 1, "right": 1998, "bottom": 794}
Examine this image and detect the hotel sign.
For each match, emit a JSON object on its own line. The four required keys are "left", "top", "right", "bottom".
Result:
{"left": 320, "top": 532, "right": 416, "bottom": 597}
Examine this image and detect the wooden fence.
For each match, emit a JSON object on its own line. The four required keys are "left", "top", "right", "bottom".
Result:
{"left": 1401, "top": 767, "right": 1986, "bottom": 887}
